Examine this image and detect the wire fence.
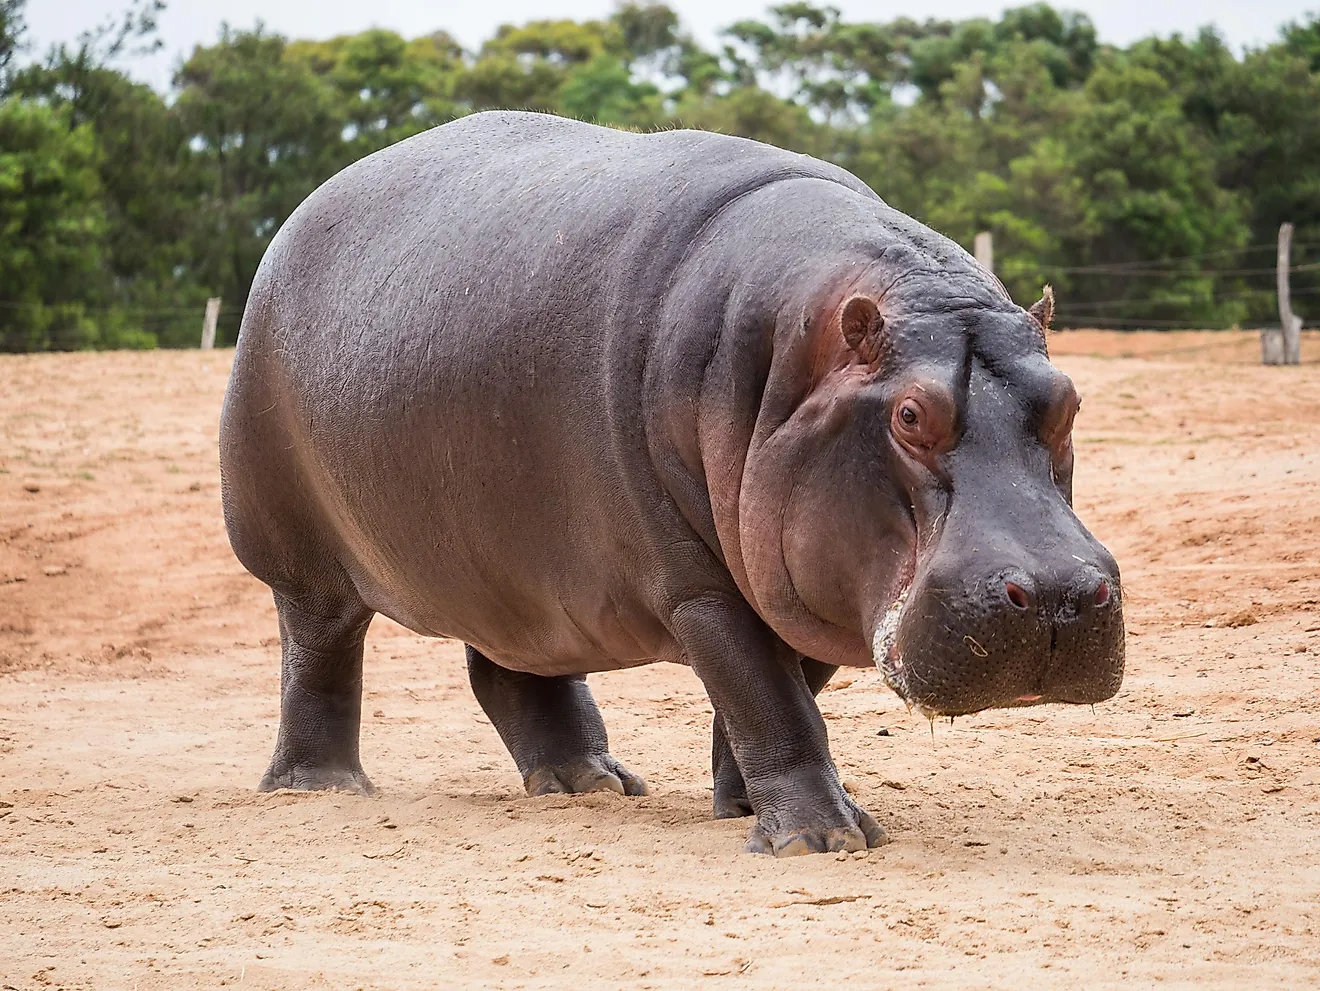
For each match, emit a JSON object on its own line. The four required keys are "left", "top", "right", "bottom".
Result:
{"left": 1048, "top": 239, "right": 1317, "bottom": 331}
{"left": 1051, "top": 240, "right": 1320, "bottom": 273}
{"left": 1, "top": 238, "right": 1314, "bottom": 343}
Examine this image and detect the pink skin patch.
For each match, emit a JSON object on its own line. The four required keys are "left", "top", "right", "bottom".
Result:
{"left": 1016, "top": 694, "right": 1042, "bottom": 702}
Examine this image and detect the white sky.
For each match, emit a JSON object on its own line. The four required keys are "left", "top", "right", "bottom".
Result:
{"left": 25, "top": 0, "right": 1319, "bottom": 91}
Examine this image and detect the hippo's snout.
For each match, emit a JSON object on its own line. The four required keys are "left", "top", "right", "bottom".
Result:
{"left": 876, "top": 559, "right": 1125, "bottom": 717}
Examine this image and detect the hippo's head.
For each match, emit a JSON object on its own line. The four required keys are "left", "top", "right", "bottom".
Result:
{"left": 733, "top": 272, "right": 1124, "bottom": 718}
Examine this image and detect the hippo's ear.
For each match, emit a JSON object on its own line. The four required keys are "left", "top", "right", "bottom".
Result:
{"left": 1028, "top": 285, "right": 1055, "bottom": 333}
{"left": 840, "top": 295, "right": 886, "bottom": 365}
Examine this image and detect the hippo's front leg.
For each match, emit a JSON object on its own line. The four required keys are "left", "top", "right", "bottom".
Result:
{"left": 672, "top": 594, "right": 887, "bottom": 857}
{"left": 711, "top": 656, "right": 838, "bottom": 819}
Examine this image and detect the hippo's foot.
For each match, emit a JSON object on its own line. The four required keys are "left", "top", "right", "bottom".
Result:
{"left": 258, "top": 757, "right": 376, "bottom": 796}
{"left": 714, "top": 788, "right": 753, "bottom": 819}
{"left": 466, "top": 645, "right": 649, "bottom": 801}
{"left": 744, "top": 799, "right": 888, "bottom": 857}
{"left": 524, "top": 754, "right": 649, "bottom": 797}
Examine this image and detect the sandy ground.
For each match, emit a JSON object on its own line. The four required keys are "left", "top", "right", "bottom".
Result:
{"left": 1, "top": 329, "right": 1318, "bottom": 990}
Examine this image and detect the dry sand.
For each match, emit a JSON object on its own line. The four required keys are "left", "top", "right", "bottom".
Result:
{"left": 1, "top": 330, "right": 1318, "bottom": 989}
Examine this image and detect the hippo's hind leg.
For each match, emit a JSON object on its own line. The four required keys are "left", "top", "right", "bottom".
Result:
{"left": 259, "top": 592, "right": 376, "bottom": 796}
{"left": 712, "top": 657, "right": 836, "bottom": 819}
{"left": 466, "top": 646, "right": 648, "bottom": 797}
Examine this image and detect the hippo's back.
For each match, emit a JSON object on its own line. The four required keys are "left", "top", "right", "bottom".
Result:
{"left": 248, "top": 110, "right": 875, "bottom": 354}
{"left": 219, "top": 111, "right": 879, "bottom": 668}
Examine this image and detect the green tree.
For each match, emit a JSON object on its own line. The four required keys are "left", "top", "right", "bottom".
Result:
{"left": 174, "top": 26, "right": 341, "bottom": 323}
{"left": 1283, "top": 13, "right": 1320, "bottom": 71}
{"left": 1210, "top": 45, "right": 1320, "bottom": 322}
{"left": 558, "top": 55, "right": 664, "bottom": 125}
{"left": 995, "top": 4, "right": 1098, "bottom": 87}
{"left": 288, "top": 29, "right": 463, "bottom": 156}
{"left": 0, "top": 0, "right": 25, "bottom": 93}
{"left": 4, "top": 1, "right": 1319, "bottom": 348}
{"left": 13, "top": 0, "right": 207, "bottom": 344}
{"left": 1056, "top": 56, "right": 1249, "bottom": 325}
{"left": 726, "top": 4, "right": 903, "bottom": 120}
{"left": 609, "top": 3, "right": 725, "bottom": 99}
{"left": 0, "top": 99, "right": 144, "bottom": 350}
{"left": 674, "top": 85, "right": 823, "bottom": 154}
{"left": 851, "top": 45, "right": 1092, "bottom": 307}
{"left": 455, "top": 19, "right": 620, "bottom": 112}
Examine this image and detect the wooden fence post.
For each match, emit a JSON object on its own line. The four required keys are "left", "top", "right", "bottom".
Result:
{"left": 200, "top": 297, "right": 220, "bottom": 350}
{"left": 1266, "top": 223, "right": 1302, "bottom": 365}
{"left": 974, "top": 231, "right": 993, "bottom": 273}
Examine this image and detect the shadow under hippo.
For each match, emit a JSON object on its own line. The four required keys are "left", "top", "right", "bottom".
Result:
{"left": 219, "top": 110, "right": 1124, "bottom": 857}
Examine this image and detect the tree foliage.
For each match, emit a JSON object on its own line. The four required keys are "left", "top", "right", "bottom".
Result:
{"left": 0, "top": 98, "right": 117, "bottom": 350}
{"left": 1, "top": 0, "right": 1318, "bottom": 349}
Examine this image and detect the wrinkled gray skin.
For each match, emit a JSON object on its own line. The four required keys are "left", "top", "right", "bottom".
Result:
{"left": 220, "top": 111, "right": 1124, "bottom": 857}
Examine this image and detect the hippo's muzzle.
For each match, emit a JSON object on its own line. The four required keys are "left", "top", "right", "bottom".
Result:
{"left": 874, "top": 553, "right": 1125, "bottom": 718}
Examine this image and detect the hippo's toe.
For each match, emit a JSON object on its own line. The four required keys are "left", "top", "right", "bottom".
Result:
{"left": 524, "top": 755, "right": 649, "bottom": 797}
{"left": 744, "top": 802, "right": 889, "bottom": 857}
{"left": 258, "top": 761, "right": 376, "bottom": 796}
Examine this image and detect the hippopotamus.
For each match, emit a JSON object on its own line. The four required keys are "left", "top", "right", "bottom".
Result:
{"left": 220, "top": 110, "right": 1124, "bottom": 857}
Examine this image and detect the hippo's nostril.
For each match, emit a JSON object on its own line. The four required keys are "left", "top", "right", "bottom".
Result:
{"left": 1005, "top": 581, "right": 1030, "bottom": 610}
{"left": 1094, "top": 579, "right": 1111, "bottom": 607}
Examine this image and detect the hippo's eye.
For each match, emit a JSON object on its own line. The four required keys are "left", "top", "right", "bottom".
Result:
{"left": 890, "top": 384, "right": 955, "bottom": 458}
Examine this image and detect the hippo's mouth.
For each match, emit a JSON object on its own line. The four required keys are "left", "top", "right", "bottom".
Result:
{"left": 872, "top": 585, "right": 1059, "bottom": 719}
{"left": 872, "top": 585, "right": 925, "bottom": 713}
{"left": 875, "top": 628, "right": 1053, "bottom": 718}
